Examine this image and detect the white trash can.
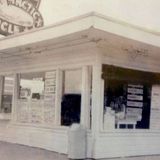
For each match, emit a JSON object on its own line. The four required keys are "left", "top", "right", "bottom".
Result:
{"left": 68, "top": 123, "right": 86, "bottom": 159}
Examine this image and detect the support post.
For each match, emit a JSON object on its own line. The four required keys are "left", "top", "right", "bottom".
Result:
{"left": 55, "top": 69, "right": 63, "bottom": 126}
{"left": 91, "top": 64, "right": 102, "bottom": 134}
{"left": 11, "top": 74, "right": 19, "bottom": 122}
{"left": 81, "top": 66, "right": 91, "bottom": 128}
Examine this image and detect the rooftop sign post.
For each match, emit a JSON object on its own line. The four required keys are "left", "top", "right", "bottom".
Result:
{"left": 0, "top": 0, "right": 43, "bottom": 36}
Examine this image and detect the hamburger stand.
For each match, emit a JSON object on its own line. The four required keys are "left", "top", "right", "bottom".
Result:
{"left": 0, "top": 1, "right": 160, "bottom": 159}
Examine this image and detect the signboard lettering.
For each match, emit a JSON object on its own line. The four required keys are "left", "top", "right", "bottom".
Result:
{"left": 128, "top": 88, "right": 143, "bottom": 94}
{"left": 126, "top": 84, "right": 144, "bottom": 121}
{"left": 0, "top": 0, "right": 43, "bottom": 35}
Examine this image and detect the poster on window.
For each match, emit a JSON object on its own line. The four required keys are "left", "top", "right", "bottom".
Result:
{"left": 45, "top": 71, "right": 56, "bottom": 79}
{"left": 31, "top": 108, "right": 42, "bottom": 123}
{"left": 44, "top": 94, "right": 55, "bottom": 102}
{"left": 45, "top": 86, "right": 56, "bottom": 93}
{"left": 127, "top": 87, "right": 143, "bottom": 95}
{"left": 30, "top": 101, "right": 43, "bottom": 123}
{"left": 44, "top": 106, "right": 55, "bottom": 124}
{"left": 44, "top": 71, "right": 56, "bottom": 100}
{"left": 126, "top": 84, "right": 143, "bottom": 121}
{"left": 127, "top": 101, "right": 143, "bottom": 108}
{"left": 127, "top": 94, "right": 143, "bottom": 101}
{"left": 45, "top": 78, "right": 56, "bottom": 86}
{"left": 43, "top": 71, "right": 56, "bottom": 124}
{"left": 126, "top": 108, "right": 142, "bottom": 121}
{"left": 17, "top": 100, "right": 29, "bottom": 123}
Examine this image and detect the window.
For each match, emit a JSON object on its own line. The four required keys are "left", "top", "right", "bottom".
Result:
{"left": 103, "top": 65, "right": 153, "bottom": 130}
{"left": 17, "top": 71, "right": 56, "bottom": 125}
{"left": 19, "top": 72, "right": 45, "bottom": 100}
{"left": 61, "top": 69, "right": 82, "bottom": 126}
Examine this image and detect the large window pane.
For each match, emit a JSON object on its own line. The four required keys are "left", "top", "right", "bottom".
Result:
{"left": 103, "top": 65, "right": 152, "bottom": 130}
{"left": 17, "top": 71, "right": 56, "bottom": 125}
{"left": 61, "top": 69, "right": 82, "bottom": 126}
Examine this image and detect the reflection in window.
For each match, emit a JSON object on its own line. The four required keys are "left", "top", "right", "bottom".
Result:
{"left": 17, "top": 71, "right": 56, "bottom": 125}
{"left": 19, "top": 72, "right": 45, "bottom": 100}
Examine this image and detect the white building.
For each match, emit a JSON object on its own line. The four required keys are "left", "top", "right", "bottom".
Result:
{"left": 0, "top": 12, "right": 160, "bottom": 159}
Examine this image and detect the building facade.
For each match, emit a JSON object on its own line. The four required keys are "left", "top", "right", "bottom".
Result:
{"left": 0, "top": 12, "right": 160, "bottom": 159}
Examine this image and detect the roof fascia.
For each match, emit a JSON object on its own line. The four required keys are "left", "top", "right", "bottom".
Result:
{"left": 0, "top": 12, "right": 160, "bottom": 51}
{"left": 0, "top": 13, "right": 95, "bottom": 51}
{"left": 93, "top": 12, "right": 160, "bottom": 48}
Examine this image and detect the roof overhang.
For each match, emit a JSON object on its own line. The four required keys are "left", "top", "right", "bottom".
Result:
{"left": 0, "top": 12, "right": 160, "bottom": 57}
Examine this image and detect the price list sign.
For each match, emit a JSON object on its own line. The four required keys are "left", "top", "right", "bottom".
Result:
{"left": 126, "top": 84, "right": 143, "bottom": 121}
{"left": 44, "top": 71, "right": 56, "bottom": 124}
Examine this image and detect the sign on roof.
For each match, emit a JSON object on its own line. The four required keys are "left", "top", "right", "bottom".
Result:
{"left": 0, "top": 0, "right": 43, "bottom": 36}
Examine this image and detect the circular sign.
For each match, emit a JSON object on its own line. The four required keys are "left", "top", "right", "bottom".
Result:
{"left": 0, "top": 0, "right": 43, "bottom": 36}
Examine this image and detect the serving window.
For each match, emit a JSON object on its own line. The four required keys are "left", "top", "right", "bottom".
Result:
{"left": 102, "top": 65, "right": 160, "bottom": 130}
{"left": 17, "top": 71, "right": 56, "bottom": 125}
{"left": 61, "top": 69, "right": 82, "bottom": 126}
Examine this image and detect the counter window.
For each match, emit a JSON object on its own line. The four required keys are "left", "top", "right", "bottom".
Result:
{"left": 103, "top": 65, "right": 154, "bottom": 130}
{"left": 61, "top": 69, "right": 82, "bottom": 126}
{"left": 17, "top": 71, "right": 56, "bottom": 125}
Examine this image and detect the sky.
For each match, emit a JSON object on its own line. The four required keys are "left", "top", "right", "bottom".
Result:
{"left": 40, "top": 0, "right": 160, "bottom": 32}
{"left": 0, "top": 0, "right": 160, "bottom": 38}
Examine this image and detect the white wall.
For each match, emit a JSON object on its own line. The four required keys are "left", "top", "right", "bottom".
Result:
{"left": 0, "top": 40, "right": 96, "bottom": 158}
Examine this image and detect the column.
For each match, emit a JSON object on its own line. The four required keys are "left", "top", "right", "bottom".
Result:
{"left": 11, "top": 74, "right": 19, "bottom": 122}
{"left": 81, "top": 66, "right": 91, "bottom": 128}
{"left": 91, "top": 55, "right": 103, "bottom": 135}
{"left": 54, "top": 69, "right": 63, "bottom": 126}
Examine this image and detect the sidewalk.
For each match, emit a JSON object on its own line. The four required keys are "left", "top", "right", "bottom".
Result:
{"left": 0, "top": 141, "right": 160, "bottom": 160}
{"left": 0, "top": 141, "right": 68, "bottom": 160}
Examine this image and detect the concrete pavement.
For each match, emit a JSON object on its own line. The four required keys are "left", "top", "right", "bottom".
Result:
{"left": 0, "top": 141, "right": 160, "bottom": 160}
{"left": 0, "top": 141, "right": 68, "bottom": 160}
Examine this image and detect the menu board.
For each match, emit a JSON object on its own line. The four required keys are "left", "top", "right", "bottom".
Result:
{"left": 30, "top": 101, "right": 43, "bottom": 123}
{"left": 16, "top": 71, "right": 57, "bottom": 125}
{"left": 44, "top": 71, "right": 56, "bottom": 124}
{"left": 126, "top": 84, "right": 143, "bottom": 121}
{"left": 44, "top": 107, "right": 55, "bottom": 124}
{"left": 17, "top": 100, "right": 29, "bottom": 123}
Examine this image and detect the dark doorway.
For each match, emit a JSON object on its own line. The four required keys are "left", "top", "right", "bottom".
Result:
{"left": 61, "top": 94, "right": 81, "bottom": 126}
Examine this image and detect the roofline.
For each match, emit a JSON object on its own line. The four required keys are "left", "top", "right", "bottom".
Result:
{"left": 0, "top": 11, "right": 160, "bottom": 42}
{"left": 94, "top": 12, "right": 160, "bottom": 36}
{"left": 0, "top": 12, "right": 94, "bottom": 42}
{"left": 0, "top": 12, "right": 160, "bottom": 51}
